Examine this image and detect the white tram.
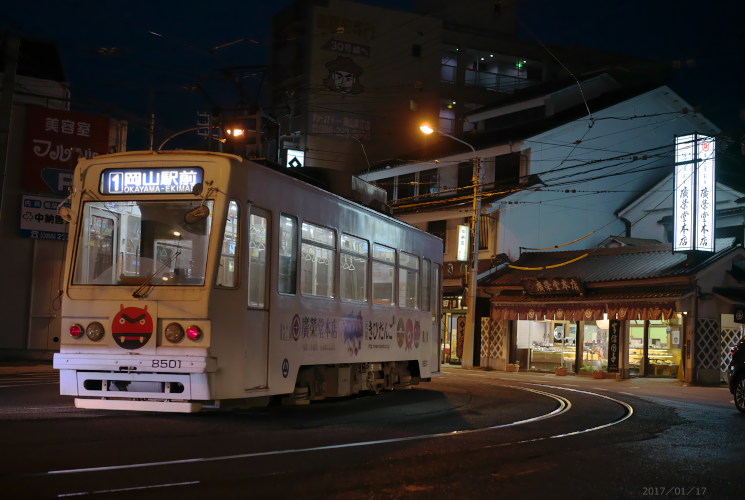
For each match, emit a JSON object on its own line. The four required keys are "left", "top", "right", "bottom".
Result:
{"left": 53, "top": 150, "right": 443, "bottom": 412}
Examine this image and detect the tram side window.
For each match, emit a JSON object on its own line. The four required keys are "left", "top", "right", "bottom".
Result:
{"left": 434, "top": 263, "right": 442, "bottom": 324}
{"left": 399, "top": 251, "right": 419, "bottom": 309}
{"left": 301, "top": 222, "right": 335, "bottom": 298}
{"left": 279, "top": 214, "right": 298, "bottom": 294}
{"left": 248, "top": 212, "right": 268, "bottom": 307}
{"left": 217, "top": 201, "right": 239, "bottom": 288}
{"left": 341, "top": 233, "right": 368, "bottom": 302}
{"left": 421, "top": 258, "right": 432, "bottom": 312}
{"left": 372, "top": 243, "right": 395, "bottom": 306}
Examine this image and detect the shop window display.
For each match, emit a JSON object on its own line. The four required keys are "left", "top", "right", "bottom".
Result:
{"left": 628, "top": 318, "right": 682, "bottom": 377}
{"left": 517, "top": 320, "right": 576, "bottom": 372}
{"left": 581, "top": 322, "right": 609, "bottom": 372}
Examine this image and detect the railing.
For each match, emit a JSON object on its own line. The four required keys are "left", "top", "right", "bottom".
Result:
{"left": 464, "top": 69, "right": 538, "bottom": 93}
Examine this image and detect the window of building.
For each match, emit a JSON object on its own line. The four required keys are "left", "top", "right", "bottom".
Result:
{"left": 372, "top": 243, "right": 395, "bottom": 306}
{"left": 279, "top": 214, "right": 297, "bottom": 294}
{"left": 412, "top": 44, "right": 421, "bottom": 58}
{"left": 217, "top": 200, "right": 239, "bottom": 288}
{"left": 440, "top": 46, "right": 458, "bottom": 83}
{"left": 397, "top": 173, "right": 415, "bottom": 200}
{"left": 399, "top": 251, "right": 419, "bottom": 309}
{"left": 493, "top": 152, "right": 522, "bottom": 185}
{"left": 479, "top": 216, "right": 490, "bottom": 250}
{"left": 458, "top": 161, "right": 473, "bottom": 189}
{"left": 301, "top": 222, "right": 336, "bottom": 298}
{"left": 463, "top": 51, "right": 541, "bottom": 93}
{"left": 439, "top": 100, "right": 456, "bottom": 134}
{"left": 427, "top": 220, "right": 446, "bottom": 253}
{"left": 376, "top": 177, "right": 395, "bottom": 204}
{"left": 341, "top": 233, "right": 368, "bottom": 302}
{"left": 418, "top": 169, "right": 438, "bottom": 195}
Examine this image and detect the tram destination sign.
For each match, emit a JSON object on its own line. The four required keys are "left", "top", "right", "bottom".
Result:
{"left": 100, "top": 167, "right": 204, "bottom": 194}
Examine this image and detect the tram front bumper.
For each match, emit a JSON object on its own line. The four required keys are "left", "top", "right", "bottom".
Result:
{"left": 53, "top": 353, "right": 215, "bottom": 402}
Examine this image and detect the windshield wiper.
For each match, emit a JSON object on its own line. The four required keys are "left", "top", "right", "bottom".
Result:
{"left": 132, "top": 250, "right": 182, "bottom": 298}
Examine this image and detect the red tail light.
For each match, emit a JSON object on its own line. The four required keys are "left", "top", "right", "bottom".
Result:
{"left": 69, "top": 324, "right": 84, "bottom": 338}
{"left": 186, "top": 325, "right": 202, "bottom": 341}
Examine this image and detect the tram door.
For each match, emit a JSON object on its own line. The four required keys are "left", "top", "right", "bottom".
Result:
{"left": 244, "top": 207, "right": 270, "bottom": 390}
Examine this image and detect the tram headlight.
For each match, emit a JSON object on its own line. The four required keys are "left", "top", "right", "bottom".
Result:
{"left": 69, "top": 324, "right": 84, "bottom": 338}
{"left": 186, "top": 325, "right": 202, "bottom": 341}
{"left": 85, "top": 322, "right": 105, "bottom": 342}
{"left": 164, "top": 322, "right": 185, "bottom": 344}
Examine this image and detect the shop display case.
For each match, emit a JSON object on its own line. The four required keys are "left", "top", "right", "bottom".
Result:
{"left": 529, "top": 346, "right": 575, "bottom": 371}
{"left": 629, "top": 348, "right": 679, "bottom": 377}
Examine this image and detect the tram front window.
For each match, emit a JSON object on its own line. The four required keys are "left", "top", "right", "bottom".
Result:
{"left": 72, "top": 200, "right": 213, "bottom": 286}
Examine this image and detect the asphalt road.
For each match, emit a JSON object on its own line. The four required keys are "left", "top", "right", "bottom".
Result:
{"left": 0, "top": 365, "right": 741, "bottom": 500}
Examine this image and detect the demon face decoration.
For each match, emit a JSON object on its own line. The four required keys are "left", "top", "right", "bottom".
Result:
{"left": 112, "top": 305, "right": 154, "bottom": 350}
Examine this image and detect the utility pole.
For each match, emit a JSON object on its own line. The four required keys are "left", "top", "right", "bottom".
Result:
{"left": 0, "top": 33, "right": 19, "bottom": 222}
{"left": 463, "top": 154, "right": 482, "bottom": 369}
{"left": 419, "top": 122, "right": 481, "bottom": 368}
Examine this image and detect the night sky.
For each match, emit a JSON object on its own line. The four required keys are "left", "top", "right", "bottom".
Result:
{"left": 3, "top": 0, "right": 743, "bottom": 150}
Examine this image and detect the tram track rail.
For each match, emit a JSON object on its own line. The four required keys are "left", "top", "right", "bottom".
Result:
{"left": 3, "top": 370, "right": 637, "bottom": 499}
{"left": 41, "top": 377, "right": 630, "bottom": 479}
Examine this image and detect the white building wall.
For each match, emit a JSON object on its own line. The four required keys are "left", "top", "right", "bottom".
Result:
{"left": 495, "top": 87, "right": 719, "bottom": 261}
{"left": 619, "top": 173, "right": 745, "bottom": 245}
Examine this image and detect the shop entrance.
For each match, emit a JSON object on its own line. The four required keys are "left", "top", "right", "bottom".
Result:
{"left": 516, "top": 320, "right": 577, "bottom": 372}
{"left": 442, "top": 313, "right": 464, "bottom": 365}
{"left": 628, "top": 318, "right": 683, "bottom": 377}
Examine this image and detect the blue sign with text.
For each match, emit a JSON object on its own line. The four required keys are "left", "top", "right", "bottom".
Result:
{"left": 101, "top": 167, "right": 203, "bottom": 194}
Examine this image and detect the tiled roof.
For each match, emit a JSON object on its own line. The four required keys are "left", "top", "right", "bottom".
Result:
{"left": 481, "top": 243, "right": 739, "bottom": 286}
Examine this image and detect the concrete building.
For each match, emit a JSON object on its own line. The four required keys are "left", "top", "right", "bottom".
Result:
{"left": 0, "top": 35, "right": 126, "bottom": 360}
{"left": 268, "top": 0, "right": 660, "bottom": 173}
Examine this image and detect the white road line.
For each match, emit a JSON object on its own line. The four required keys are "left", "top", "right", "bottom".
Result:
{"left": 45, "top": 385, "right": 571, "bottom": 477}
{"left": 0, "top": 383, "right": 58, "bottom": 388}
{"left": 58, "top": 481, "right": 199, "bottom": 497}
{"left": 43, "top": 382, "right": 633, "bottom": 482}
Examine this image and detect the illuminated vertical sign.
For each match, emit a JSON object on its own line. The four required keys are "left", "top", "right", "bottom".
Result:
{"left": 606, "top": 319, "right": 620, "bottom": 374}
{"left": 673, "top": 134, "right": 715, "bottom": 252}
{"left": 695, "top": 136, "right": 715, "bottom": 252}
{"left": 673, "top": 135, "right": 694, "bottom": 251}
{"left": 456, "top": 224, "right": 470, "bottom": 262}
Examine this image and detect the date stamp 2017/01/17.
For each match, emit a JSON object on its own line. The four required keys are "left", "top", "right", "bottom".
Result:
{"left": 641, "top": 487, "right": 707, "bottom": 497}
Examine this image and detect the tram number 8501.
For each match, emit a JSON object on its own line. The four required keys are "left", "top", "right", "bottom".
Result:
{"left": 151, "top": 359, "right": 182, "bottom": 369}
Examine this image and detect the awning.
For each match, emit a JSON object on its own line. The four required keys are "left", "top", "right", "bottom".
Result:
{"left": 490, "top": 302, "right": 676, "bottom": 321}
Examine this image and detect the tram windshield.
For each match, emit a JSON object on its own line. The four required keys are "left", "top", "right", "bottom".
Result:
{"left": 72, "top": 200, "right": 213, "bottom": 287}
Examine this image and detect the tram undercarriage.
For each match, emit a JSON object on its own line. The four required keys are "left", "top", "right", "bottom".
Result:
{"left": 284, "top": 361, "right": 423, "bottom": 405}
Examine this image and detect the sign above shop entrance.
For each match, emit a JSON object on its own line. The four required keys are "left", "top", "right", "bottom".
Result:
{"left": 521, "top": 277, "right": 583, "bottom": 296}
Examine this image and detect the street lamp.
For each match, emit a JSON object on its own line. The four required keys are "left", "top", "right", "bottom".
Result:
{"left": 420, "top": 122, "right": 481, "bottom": 369}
